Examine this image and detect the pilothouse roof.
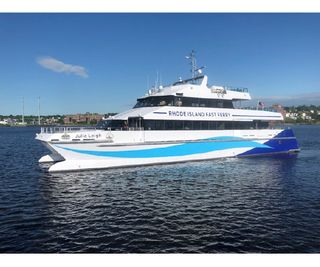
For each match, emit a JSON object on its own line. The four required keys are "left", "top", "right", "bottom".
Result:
{"left": 141, "top": 50, "right": 251, "bottom": 101}
{"left": 142, "top": 74, "right": 251, "bottom": 101}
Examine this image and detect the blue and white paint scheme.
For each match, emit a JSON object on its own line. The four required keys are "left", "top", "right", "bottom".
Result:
{"left": 36, "top": 52, "right": 299, "bottom": 172}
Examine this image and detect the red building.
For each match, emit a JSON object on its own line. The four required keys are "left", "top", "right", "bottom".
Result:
{"left": 63, "top": 113, "right": 104, "bottom": 124}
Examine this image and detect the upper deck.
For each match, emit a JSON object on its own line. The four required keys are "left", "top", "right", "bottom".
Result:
{"left": 140, "top": 75, "right": 251, "bottom": 101}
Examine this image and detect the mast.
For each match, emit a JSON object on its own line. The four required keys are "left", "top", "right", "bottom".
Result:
{"left": 155, "top": 71, "right": 159, "bottom": 89}
{"left": 185, "top": 49, "right": 197, "bottom": 78}
{"left": 22, "top": 97, "right": 25, "bottom": 124}
{"left": 38, "top": 96, "right": 41, "bottom": 125}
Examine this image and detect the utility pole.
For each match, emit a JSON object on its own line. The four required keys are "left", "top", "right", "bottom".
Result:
{"left": 38, "top": 96, "right": 41, "bottom": 125}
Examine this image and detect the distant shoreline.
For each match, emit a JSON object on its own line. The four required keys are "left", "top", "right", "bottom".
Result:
{"left": 285, "top": 122, "right": 320, "bottom": 126}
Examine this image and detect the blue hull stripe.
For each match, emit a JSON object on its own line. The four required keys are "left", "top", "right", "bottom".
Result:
{"left": 55, "top": 129, "right": 299, "bottom": 159}
{"left": 56, "top": 136, "right": 270, "bottom": 158}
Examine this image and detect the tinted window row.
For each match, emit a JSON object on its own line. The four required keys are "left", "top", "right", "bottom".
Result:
{"left": 97, "top": 119, "right": 270, "bottom": 131}
{"left": 96, "top": 120, "right": 126, "bottom": 129}
{"left": 143, "top": 120, "right": 269, "bottom": 131}
{"left": 134, "top": 96, "right": 234, "bottom": 109}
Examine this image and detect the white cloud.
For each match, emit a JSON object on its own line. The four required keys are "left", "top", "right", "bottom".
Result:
{"left": 37, "top": 56, "right": 88, "bottom": 78}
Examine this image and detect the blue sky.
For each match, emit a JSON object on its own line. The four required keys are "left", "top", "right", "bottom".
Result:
{"left": 1, "top": 13, "right": 320, "bottom": 115}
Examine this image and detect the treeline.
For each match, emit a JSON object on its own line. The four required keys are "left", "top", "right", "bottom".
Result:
{"left": 0, "top": 113, "right": 118, "bottom": 125}
{"left": 283, "top": 105, "right": 320, "bottom": 123}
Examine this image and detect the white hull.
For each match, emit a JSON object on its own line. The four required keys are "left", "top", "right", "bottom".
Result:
{"left": 47, "top": 147, "right": 249, "bottom": 172}
{"left": 36, "top": 128, "right": 299, "bottom": 172}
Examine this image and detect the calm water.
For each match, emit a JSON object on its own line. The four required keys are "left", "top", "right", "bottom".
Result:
{"left": 0, "top": 125, "right": 320, "bottom": 253}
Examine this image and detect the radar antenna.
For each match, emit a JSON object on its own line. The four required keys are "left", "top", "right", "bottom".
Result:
{"left": 185, "top": 50, "right": 205, "bottom": 79}
{"left": 185, "top": 49, "right": 197, "bottom": 78}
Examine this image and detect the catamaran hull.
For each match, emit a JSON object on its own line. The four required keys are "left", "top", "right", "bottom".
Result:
{"left": 39, "top": 129, "right": 299, "bottom": 172}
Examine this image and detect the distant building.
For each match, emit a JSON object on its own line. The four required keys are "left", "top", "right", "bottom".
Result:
{"left": 272, "top": 104, "right": 286, "bottom": 119}
{"left": 45, "top": 116, "right": 60, "bottom": 125}
{"left": 301, "top": 112, "right": 312, "bottom": 120}
{"left": 0, "top": 119, "right": 9, "bottom": 125}
{"left": 285, "top": 113, "right": 298, "bottom": 120}
{"left": 63, "top": 113, "right": 104, "bottom": 124}
{"left": 0, "top": 118, "right": 18, "bottom": 125}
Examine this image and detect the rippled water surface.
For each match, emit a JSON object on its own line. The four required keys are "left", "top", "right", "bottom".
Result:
{"left": 0, "top": 125, "right": 320, "bottom": 253}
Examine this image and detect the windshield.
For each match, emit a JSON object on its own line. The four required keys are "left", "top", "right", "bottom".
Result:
{"left": 134, "top": 96, "right": 234, "bottom": 109}
{"left": 134, "top": 96, "right": 175, "bottom": 108}
{"left": 96, "top": 119, "right": 127, "bottom": 129}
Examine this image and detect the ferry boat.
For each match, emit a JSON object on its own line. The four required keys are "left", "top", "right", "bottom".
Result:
{"left": 36, "top": 51, "right": 300, "bottom": 172}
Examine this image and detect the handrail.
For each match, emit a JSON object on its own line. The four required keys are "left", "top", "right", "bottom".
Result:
{"left": 40, "top": 126, "right": 97, "bottom": 134}
{"left": 224, "top": 86, "right": 249, "bottom": 93}
{"left": 40, "top": 126, "right": 145, "bottom": 133}
{"left": 234, "top": 107, "right": 278, "bottom": 112}
{"left": 105, "top": 127, "right": 144, "bottom": 131}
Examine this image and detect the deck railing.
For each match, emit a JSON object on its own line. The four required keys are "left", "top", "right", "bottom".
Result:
{"left": 40, "top": 126, "right": 145, "bottom": 134}
{"left": 234, "top": 107, "right": 278, "bottom": 112}
{"left": 224, "top": 86, "right": 249, "bottom": 93}
{"left": 40, "top": 127, "right": 97, "bottom": 134}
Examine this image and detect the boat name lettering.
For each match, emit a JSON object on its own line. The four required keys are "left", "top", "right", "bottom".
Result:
{"left": 61, "top": 134, "right": 70, "bottom": 140}
{"left": 168, "top": 111, "right": 230, "bottom": 118}
{"left": 75, "top": 133, "right": 101, "bottom": 139}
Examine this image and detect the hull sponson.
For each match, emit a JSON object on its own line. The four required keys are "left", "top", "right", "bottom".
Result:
{"left": 44, "top": 129, "right": 299, "bottom": 172}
